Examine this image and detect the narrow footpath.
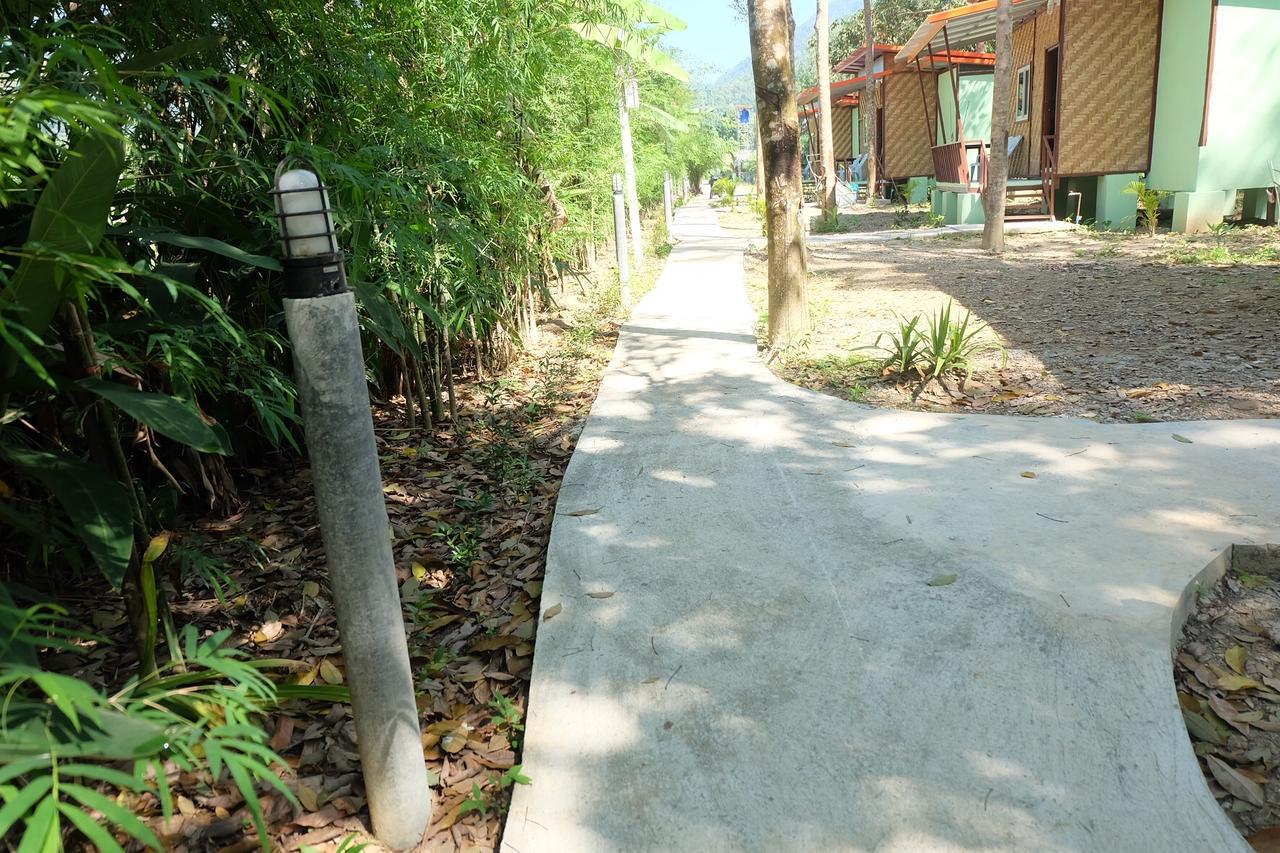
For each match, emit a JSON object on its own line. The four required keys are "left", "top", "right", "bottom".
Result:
{"left": 504, "top": 196, "right": 1280, "bottom": 852}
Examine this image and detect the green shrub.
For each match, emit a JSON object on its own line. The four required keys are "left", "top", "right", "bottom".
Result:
{"left": 871, "top": 301, "right": 1003, "bottom": 392}
{"left": 1124, "top": 178, "right": 1170, "bottom": 237}
{"left": 0, "top": 592, "right": 335, "bottom": 850}
{"left": 712, "top": 177, "right": 738, "bottom": 205}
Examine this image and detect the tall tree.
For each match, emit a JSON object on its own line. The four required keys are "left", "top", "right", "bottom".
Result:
{"left": 748, "top": 0, "right": 808, "bottom": 346}
{"left": 862, "top": 0, "right": 878, "bottom": 200}
{"left": 816, "top": 0, "right": 837, "bottom": 219}
{"left": 982, "top": 0, "right": 1015, "bottom": 252}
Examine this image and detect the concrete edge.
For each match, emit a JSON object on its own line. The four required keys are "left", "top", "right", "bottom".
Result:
{"left": 1169, "top": 546, "right": 1234, "bottom": 654}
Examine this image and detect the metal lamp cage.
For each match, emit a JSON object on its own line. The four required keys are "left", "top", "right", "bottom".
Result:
{"left": 270, "top": 159, "right": 340, "bottom": 259}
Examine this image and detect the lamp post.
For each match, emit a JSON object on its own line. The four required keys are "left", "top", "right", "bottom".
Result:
{"left": 272, "top": 163, "right": 431, "bottom": 850}
{"left": 612, "top": 173, "right": 631, "bottom": 307}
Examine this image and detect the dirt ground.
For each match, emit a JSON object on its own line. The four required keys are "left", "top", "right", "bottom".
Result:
{"left": 1177, "top": 547, "right": 1280, "bottom": 847}
{"left": 731, "top": 209, "right": 1280, "bottom": 423}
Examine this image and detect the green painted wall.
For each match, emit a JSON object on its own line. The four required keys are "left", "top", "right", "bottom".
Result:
{"left": 936, "top": 72, "right": 994, "bottom": 145}
{"left": 1149, "top": 0, "right": 1280, "bottom": 192}
{"left": 1148, "top": 0, "right": 1211, "bottom": 190}
{"left": 1197, "top": 0, "right": 1280, "bottom": 190}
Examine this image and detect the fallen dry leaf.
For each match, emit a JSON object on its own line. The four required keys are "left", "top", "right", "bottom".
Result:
{"left": 1227, "top": 645, "right": 1248, "bottom": 675}
{"left": 1206, "top": 755, "right": 1266, "bottom": 807}
{"left": 543, "top": 602, "right": 563, "bottom": 621}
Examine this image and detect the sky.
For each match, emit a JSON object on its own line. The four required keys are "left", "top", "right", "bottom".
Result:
{"left": 656, "top": 0, "right": 807, "bottom": 72}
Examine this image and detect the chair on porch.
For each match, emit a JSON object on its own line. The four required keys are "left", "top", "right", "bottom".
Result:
{"left": 968, "top": 135, "right": 1024, "bottom": 184}
{"left": 844, "top": 153, "right": 870, "bottom": 203}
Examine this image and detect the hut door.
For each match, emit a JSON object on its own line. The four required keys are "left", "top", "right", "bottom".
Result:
{"left": 1042, "top": 46, "right": 1060, "bottom": 152}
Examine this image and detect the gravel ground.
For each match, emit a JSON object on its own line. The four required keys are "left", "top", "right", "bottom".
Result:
{"left": 729, "top": 209, "right": 1280, "bottom": 423}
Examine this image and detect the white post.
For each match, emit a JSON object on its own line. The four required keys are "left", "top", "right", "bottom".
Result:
{"left": 619, "top": 80, "right": 645, "bottom": 269}
{"left": 274, "top": 166, "right": 430, "bottom": 851}
{"left": 612, "top": 173, "right": 632, "bottom": 307}
{"left": 663, "top": 172, "right": 674, "bottom": 233}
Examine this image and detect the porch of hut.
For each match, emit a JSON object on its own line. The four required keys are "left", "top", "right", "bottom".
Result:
{"left": 798, "top": 71, "right": 889, "bottom": 204}
{"left": 898, "top": 0, "right": 1059, "bottom": 225}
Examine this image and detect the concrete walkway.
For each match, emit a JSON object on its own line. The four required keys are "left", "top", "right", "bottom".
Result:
{"left": 504, "top": 196, "right": 1280, "bottom": 852}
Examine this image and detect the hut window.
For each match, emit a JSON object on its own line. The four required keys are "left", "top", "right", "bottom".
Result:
{"left": 1015, "top": 65, "right": 1032, "bottom": 122}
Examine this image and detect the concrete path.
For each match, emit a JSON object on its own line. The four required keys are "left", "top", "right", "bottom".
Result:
{"left": 504, "top": 197, "right": 1280, "bottom": 852}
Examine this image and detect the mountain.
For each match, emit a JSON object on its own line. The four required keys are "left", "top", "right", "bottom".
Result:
{"left": 699, "top": 0, "right": 863, "bottom": 114}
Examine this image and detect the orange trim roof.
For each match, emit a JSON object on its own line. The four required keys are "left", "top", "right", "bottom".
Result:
{"left": 832, "top": 42, "right": 902, "bottom": 75}
{"left": 897, "top": 0, "right": 1049, "bottom": 64}
{"left": 797, "top": 49, "right": 996, "bottom": 110}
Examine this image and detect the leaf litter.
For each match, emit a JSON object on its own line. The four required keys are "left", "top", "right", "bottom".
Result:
{"left": 1175, "top": 546, "right": 1280, "bottom": 843}
{"left": 51, "top": 285, "right": 623, "bottom": 851}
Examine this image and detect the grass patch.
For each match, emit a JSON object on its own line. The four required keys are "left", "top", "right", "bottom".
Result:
{"left": 1168, "top": 244, "right": 1280, "bottom": 266}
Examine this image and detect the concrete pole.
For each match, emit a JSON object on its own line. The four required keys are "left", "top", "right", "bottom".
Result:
{"left": 276, "top": 169, "right": 430, "bottom": 850}
{"left": 612, "top": 173, "right": 632, "bottom": 307}
{"left": 618, "top": 84, "right": 645, "bottom": 270}
{"left": 663, "top": 172, "right": 674, "bottom": 233}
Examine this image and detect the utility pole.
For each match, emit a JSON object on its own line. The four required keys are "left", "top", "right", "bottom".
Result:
{"left": 612, "top": 173, "right": 632, "bottom": 307}
{"left": 862, "top": 0, "right": 878, "bottom": 202}
{"left": 619, "top": 77, "right": 645, "bottom": 269}
{"left": 816, "top": 0, "right": 837, "bottom": 219}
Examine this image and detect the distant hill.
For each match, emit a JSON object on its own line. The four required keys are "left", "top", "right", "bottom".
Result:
{"left": 699, "top": 0, "right": 863, "bottom": 115}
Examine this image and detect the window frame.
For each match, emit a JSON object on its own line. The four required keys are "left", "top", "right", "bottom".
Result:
{"left": 1015, "top": 64, "right": 1032, "bottom": 122}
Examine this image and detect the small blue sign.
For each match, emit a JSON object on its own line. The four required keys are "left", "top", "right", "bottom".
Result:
{"left": 739, "top": 108, "right": 750, "bottom": 124}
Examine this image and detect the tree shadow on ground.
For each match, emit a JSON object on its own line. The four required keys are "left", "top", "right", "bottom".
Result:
{"left": 504, "top": 214, "right": 1280, "bottom": 852}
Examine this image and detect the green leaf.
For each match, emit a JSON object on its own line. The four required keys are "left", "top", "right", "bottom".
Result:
{"left": 0, "top": 704, "right": 168, "bottom": 763}
{"left": 3, "top": 131, "right": 125, "bottom": 337}
{"left": 927, "top": 573, "right": 958, "bottom": 587}
{"left": 0, "top": 757, "right": 49, "bottom": 787}
{"left": 61, "top": 782, "right": 161, "bottom": 850}
{"left": 225, "top": 752, "right": 271, "bottom": 849}
{"left": 0, "top": 773, "right": 53, "bottom": 840}
{"left": 78, "top": 378, "right": 232, "bottom": 455}
{"left": 14, "top": 794, "right": 58, "bottom": 853}
{"left": 0, "top": 446, "right": 132, "bottom": 587}
{"left": 59, "top": 763, "right": 146, "bottom": 792}
{"left": 57, "top": 802, "right": 126, "bottom": 853}
{"left": 625, "top": 0, "right": 687, "bottom": 31}
{"left": 116, "top": 226, "right": 282, "bottom": 272}
{"left": 117, "top": 35, "right": 225, "bottom": 72}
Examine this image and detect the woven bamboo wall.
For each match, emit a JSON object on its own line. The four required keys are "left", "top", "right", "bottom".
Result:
{"left": 1009, "top": 14, "right": 1036, "bottom": 175}
{"left": 832, "top": 106, "right": 854, "bottom": 160}
{"left": 884, "top": 70, "right": 937, "bottom": 180}
{"left": 1058, "top": 0, "right": 1159, "bottom": 176}
{"left": 804, "top": 113, "right": 819, "bottom": 160}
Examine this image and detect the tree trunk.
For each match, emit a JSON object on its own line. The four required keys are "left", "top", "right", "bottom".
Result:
{"left": 816, "top": 0, "right": 837, "bottom": 219}
{"left": 618, "top": 83, "right": 645, "bottom": 269}
{"left": 982, "top": 0, "right": 1015, "bottom": 252}
{"left": 862, "top": 0, "right": 878, "bottom": 201}
{"left": 748, "top": 0, "right": 808, "bottom": 347}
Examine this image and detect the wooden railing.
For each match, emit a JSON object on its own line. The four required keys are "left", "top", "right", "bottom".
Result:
{"left": 931, "top": 141, "right": 968, "bottom": 187}
{"left": 1041, "top": 134, "right": 1058, "bottom": 216}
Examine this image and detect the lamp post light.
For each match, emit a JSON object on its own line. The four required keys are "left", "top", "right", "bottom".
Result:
{"left": 612, "top": 172, "right": 632, "bottom": 307}
{"left": 272, "top": 162, "right": 431, "bottom": 850}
